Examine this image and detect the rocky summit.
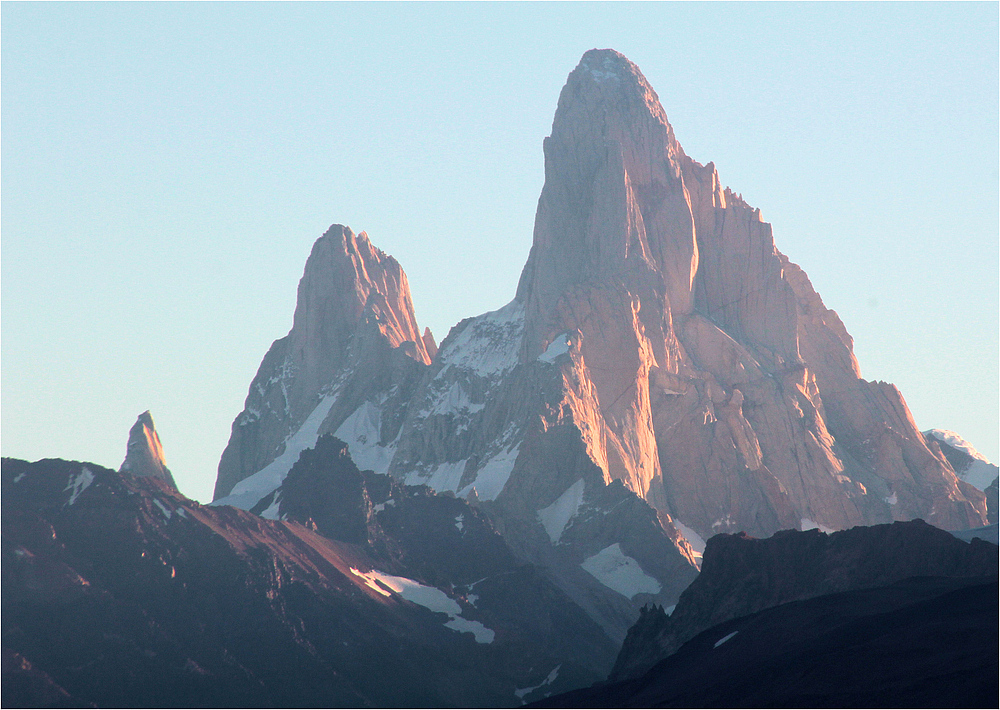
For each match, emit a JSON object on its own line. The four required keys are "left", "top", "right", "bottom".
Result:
{"left": 120, "top": 410, "right": 177, "bottom": 489}
{"left": 211, "top": 49, "right": 988, "bottom": 645}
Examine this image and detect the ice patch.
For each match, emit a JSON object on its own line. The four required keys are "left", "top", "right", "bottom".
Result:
{"left": 801, "top": 518, "right": 835, "bottom": 534}
{"left": 152, "top": 499, "right": 173, "bottom": 520}
{"left": 463, "top": 444, "right": 519, "bottom": 501}
{"left": 335, "top": 400, "right": 396, "bottom": 474}
{"left": 925, "top": 429, "right": 993, "bottom": 464}
{"left": 581, "top": 543, "right": 661, "bottom": 598}
{"left": 176, "top": 508, "right": 188, "bottom": 519}
{"left": 444, "top": 617, "right": 495, "bottom": 643}
{"left": 435, "top": 300, "right": 524, "bottom": 379}
{"left": 538, "top": 332, "right": 570, "bottom": 363}
{"left": 212, "top": 392, "right": 338, "bottom": 511}
{"left": 925, "top": 428, "right": 998, "bottom": 490}
{"left": 407, "top": 459, "right": 469, "bottom": 494}
{"left": 64, "top": 467, "right": 95, "bottom": 506}
{"left": 423, "top": 382, "right": 485, "bottom": 418}
{"left": 537, "top": 479, "right": 585, "bottom": 543}
{"left": 260, "top": 492, "right": 282, "bottom": 520}
{"left": 673, "top": 521, "right": 706, "bottom": 560}
{"left": 373, "top": 499, "right": 395, "bottom": 513}
{"left": 714, "top": 631, "right": 738, "bottom": 648}
{"left": 350, "top": 568, "right": 494, "bottom": 643}
{"left": 515, "top": 665, "right": 561, "bottom": 701}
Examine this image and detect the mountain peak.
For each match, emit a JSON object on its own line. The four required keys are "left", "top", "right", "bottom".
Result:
{"left": 119, "top": 410, "right": 176, "bottom": 489}
{"left": 562, "top": 49, "right": 671, "bottom": 129}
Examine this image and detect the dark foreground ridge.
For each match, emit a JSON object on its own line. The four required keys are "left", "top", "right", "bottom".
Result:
{"left": 530, "top": 575, "right": 998, "bottom": 708}
{"left": 2, "top": 453, "right": 614, "bottom": 708}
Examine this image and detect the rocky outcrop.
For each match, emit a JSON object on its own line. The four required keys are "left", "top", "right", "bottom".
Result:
{"left": 3, "top": 455, "right": 617, "bottom": 707}
{"left": 119, "top": 410, "right": 176, "bottom": 489}
{"left": 510, "top": 48, "right": 986, "bottom": 540}
{"left": 608, "top": 519, "right": 999, "bottom": 681}
{"left": 533, "top": 576, "right": 999, "bottom": 709}
{"left": 214, "top": 225, "right": 434, "bottom": 505}
{"left": 924, "top": 429, "right": 998, "bottom": 524}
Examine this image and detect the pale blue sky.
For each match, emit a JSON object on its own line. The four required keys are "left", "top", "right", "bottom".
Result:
{"left": 3, "top": 2, "right": 997, "bottom": 503}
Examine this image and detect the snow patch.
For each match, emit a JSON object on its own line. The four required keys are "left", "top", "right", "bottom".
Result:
{"left": 538, "top": 332, "right": 570, "bottom": 363}
{"left": 423, "top": 382, "right": 485, "bottom": 418}
{"left": 443, "top": 617, "right": 495, "bottom": 643}
{"left": 334, "top": 400, "right": 396, "bottom": 474}
{"left": 925, "top": 429, "right": 993, "bottom": 464}
{"left": 152, "top": 499, "right": 173, "bottom": 520}
{"left": 260, "top": 491, "right": 282, "bottom": 520}
{"left": 64, "top": 467, "right": 95, "bottom": 506}
{"left": 714, "top": 631, "right": 738, "bottom": 648}
{"left": 884, "top": 492, "right": 898, "bottom": 506}
{"left": 213, "top": 391, "right": 338, "bottom": 511}
{"left": 537, "top": 479, "right": 585, "bottom": 543}
{"left": 515, "top": 665, "right": 561, "bottom": 701}
{"left": 455, "top": 514, "right": 464, "bottom": 532}
{"left": 406, "top": 459, "right": 469, "bottom": 494}
{"left": 373, "top": 499, "right": 395, "bottom": 513}
{"left": 350, "top": 568, "right": 494, "bottom": 643}
{"left": 673, "top": 521, "right": 706, "bottom": 560}
{"left": 463, "top": 444, "right": 519, "bottom": 501}
{"left": 801, "top": 518, "right": 835, "bottom": 534}
{"left": 581, "top": 543, "right": 661, "bottom": 598}
{"left": 925, "top": 428, "right": 998, "bottom": 490}
{"left": 435, "top": 300, "right": 524, "bottom": 379}
{"left": 13, "top": 472, "right": 26, "bottom": 483}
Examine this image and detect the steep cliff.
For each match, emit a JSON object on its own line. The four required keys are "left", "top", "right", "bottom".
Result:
{"left": 211, "top": 48, "right": 987, "bottom": 641}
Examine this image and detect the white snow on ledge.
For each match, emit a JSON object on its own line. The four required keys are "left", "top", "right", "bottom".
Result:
{"left": 714, "top": 631, "right": 738, "bottom": 648}
{"left": 537, "top": 479, "right": 585, "bottom": 543}
{"left": 64, "top": 467, "right": 95, "bottom": 506}
{"left": 673, "top": 521, "right": 706, "bottom": 561}
{"left": 350, "top": 568, "right": 495, "bottom": 643}
{"left": 335, "top": 400, "right": 396, "bottom": 474}
{"left": 435, "top": 300, "right": 524, "bottom": 379}
{"left": 538, "top": 333, "right": 571, "bottom": 364}
{"left": 581, "top": 543, "right": 661, "bottom": 599}
{"left": 515, "top": 665, "right": 561, "bottom": 701}
{"left": 924, "top": 429, "right": 998, "bottom": 491}
{"left": 213, "top": 392, "right": 338, "bottom": 511}
{"left": 801, "top": 518, "right": 835, "bottom": 534}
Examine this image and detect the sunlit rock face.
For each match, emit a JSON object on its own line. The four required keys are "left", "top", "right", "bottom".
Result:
{"left": 120, "top": 411, "right": 176, "bottom": 489}
{"left": 514, "top": 48, "right": 986, "bottom": 535}
{"left": 214, "top": 225, "right": 435, "bottom": 503}
{"left": 211, "top": 48, "right": 987, "bottom": 640}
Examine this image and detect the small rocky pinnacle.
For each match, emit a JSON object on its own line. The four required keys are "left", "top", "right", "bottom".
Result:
{"left": 120, "top": 410, "right": 177, "bottom": 489}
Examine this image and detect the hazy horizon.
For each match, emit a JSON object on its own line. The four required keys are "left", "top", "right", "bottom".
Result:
{"left": 3, "top": 3, "right": 997, "bottom": 503}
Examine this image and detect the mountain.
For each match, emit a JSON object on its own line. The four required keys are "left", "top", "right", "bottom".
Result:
{"left": 607, "top": 519, "right": 998, "bottom": 681}
{"left": 120, "top": 410, "right": 176, "bottom": 489}
{"left": 212, "top": 48, "right": 986, "bottom": 645}
{"left": 531, "top": 576, "right": 998, "bottom": 709}
{"left": 3, "top": 453, "right": 616, "bottom": 707}
{"left": 924, "top": 429, "right": 998, "bottom": 524}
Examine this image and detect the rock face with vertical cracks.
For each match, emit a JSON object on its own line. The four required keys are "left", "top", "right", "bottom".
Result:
{"left": 212, "top": 48, "right": 986, "bottom": 642}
